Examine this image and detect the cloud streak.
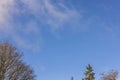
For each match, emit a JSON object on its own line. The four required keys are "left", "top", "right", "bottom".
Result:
{"left": 21, "top": 0, "right": 80, "bottom": 29}
{"left": 41, "top": 0, "right": 79, "bottom": 29}
{"left": 0, "top": 0, "right": 80, "bottom": 52}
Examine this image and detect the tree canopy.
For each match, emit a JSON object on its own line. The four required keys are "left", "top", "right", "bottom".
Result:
{"left": 0, "top": 42, "right": 35, "bottom": 80}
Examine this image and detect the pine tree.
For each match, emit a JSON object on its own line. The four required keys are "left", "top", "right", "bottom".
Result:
{"left": 82, "top": 64, "right": 95, "bottom": 80}
{"left": 71, "top": 76, "right": 74, "bottom": 80}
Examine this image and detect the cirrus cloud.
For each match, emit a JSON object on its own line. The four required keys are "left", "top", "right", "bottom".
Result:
{"left": 0, "top": 0, "right": 80, "bottom": 52}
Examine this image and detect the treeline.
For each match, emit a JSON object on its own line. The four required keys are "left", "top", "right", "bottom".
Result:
{"left": 0, "top": 41, "right": 119, "bottom": 80}
{"left": 71, "top": 64, "right": 118, "bottom": 80}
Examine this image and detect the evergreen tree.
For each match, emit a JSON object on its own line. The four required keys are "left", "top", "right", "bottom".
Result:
{"left": 71, "top": 76, "right": 74, "bottom": 80}
{"left": 82, "top": 64, "right": 95, "bottom": 80}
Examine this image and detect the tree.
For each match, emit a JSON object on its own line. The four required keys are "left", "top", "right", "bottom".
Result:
{"left": 71, "top": 76, "right": 74, "bottom": 80}
{"left": 0, "top": 42, "right": 35, "bottom": 80}
{"left": 82, "top": 64, "right": 95, "bottom": 80}
{"left": 101, "top": 70, "right": 118, "bottom": 80}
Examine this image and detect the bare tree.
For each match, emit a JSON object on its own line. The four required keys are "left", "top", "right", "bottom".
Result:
{"left": 0, "top": 42, "right": 35, "bottom": 80}
{"left": 101, "top": 70, "right": 118, "bottom": 80}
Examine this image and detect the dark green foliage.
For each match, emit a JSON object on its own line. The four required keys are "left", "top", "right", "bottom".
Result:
{"left": 82, "top": 64, "right": 95, "bottom": 80}
{"left": 71, "top": 76, "right": 74, "bottom": 80}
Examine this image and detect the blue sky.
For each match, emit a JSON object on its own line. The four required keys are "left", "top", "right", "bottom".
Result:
{"left": 0, "top": 0, "right": 120, "bottom": 80}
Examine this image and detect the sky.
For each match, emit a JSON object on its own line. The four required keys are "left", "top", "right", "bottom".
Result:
{"left": 0, "top": 0, "right": 120, "bottom": 80}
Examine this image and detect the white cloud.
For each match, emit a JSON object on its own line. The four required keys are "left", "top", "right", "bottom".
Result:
{"left": 0, "top": 0, "right": 13, "bottom": 24}
{"left": 42, "top": 0, "right": 79, "bottom": 29}
{"left": 20, "top": 0, "right": 80, "bottom": 29}
{"left": 0, "top": 0, "right": 41, "bottom": 52}
{"left": 0, "top": 0, "right": 80, "bottom": 52}
{"left": 0, "top": 0, "right": 15, "bottom": 34}
{"left": 0, "top": 0, "right": 80, "bottom": 30}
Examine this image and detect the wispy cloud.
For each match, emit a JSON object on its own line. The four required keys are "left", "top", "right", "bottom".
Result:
{"left": 0, "top": 0, "right": 41, "bottom": 52}
{"left": 0, "top": 0, "right": 80, "bottom": 52}
{"left": 0, "top": 0, "right": 16, "bottom": 34}
{"left": 21, "top": 0, "right": 80, "bottom": 29}
{"left": 41, "top": 0, "right": 79, "bottom": 29}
